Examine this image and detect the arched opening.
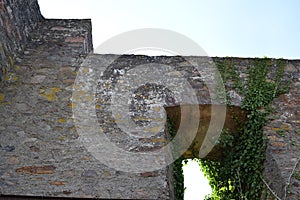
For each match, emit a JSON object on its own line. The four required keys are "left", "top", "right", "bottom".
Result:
{"left": 165, "top": 104, "right": 247, "bottom": 161}
{"left": 166, "top": 104, "right": 248, "bottom": 199}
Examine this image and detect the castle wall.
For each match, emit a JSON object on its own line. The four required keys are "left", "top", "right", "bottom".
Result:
{"left": 0, "top": 1, "right": 299, "bottom": 199}
{"left": 0, "top": 0, "right": 43, "bottom": 80}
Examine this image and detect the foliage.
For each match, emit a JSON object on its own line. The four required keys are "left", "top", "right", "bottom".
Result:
{"left": 199, "top": 58, "right": 288, "bottom": 200}
{"left": 173, "top": 156, "right": 185, "bottom": 200}
{"left": 168, "top": 119, "right": 185, "bottom": 200}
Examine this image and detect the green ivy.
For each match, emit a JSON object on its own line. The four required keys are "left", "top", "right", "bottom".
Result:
{"left": 168, "top": 119, "right": 185, "bottom": 200}
{"left": 199, "top": 58, "right": 289, "bottom": 200}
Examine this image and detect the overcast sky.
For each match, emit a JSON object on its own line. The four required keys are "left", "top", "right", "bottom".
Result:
{"left": 38, "top": 0, "right": 300, "bottom": 59}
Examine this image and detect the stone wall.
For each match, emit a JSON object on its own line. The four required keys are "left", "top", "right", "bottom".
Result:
{"left": 0, "top": 0, "right": 43, "bottom": 80}
{"left": 0, "top": 1, "right": 299, "bottom": 199}
{"left": 0, "top": 18, "right": 171, "bottom": 199}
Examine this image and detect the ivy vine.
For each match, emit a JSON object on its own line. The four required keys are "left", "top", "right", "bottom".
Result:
{"left": 168, "top": 118, "right": 185, "bottom": 200}
{"left": 198, "top": 57, "right": 289, "bottom": 200}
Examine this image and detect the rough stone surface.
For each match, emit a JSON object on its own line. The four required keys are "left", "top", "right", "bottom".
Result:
{"left": 263, "top": 67, "right": 300, "bottom": 199}
{"left": 0, "top": 0, "right": 43, "bottom": 80}
{"left": 0, "top": 18, "right": 170, "bottom": 199}
{"left": 0, "top": 1, "right": 299, "bottom": 199}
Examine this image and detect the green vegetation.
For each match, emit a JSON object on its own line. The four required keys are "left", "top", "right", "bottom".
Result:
{"left": 168, "top": 119, "right": 185, "bottom": 200}
{"left": 198, "top": 58, "right": 289, "bottom": 200}
{"left": 170, "top": 58, "right": 289, "bottom": 199}
{"left": 276, "top": 129, "right": 286, "bottom": 137}
{"left": 294, "top": 172, "right": 300, "bottom": 181}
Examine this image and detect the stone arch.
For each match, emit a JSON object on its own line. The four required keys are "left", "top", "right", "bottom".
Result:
{"left": 165, "top": 104, "right": 286, "bottom": 199}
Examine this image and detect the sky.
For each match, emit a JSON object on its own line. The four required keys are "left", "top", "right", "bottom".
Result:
{"left": 182, "top": 159, "right": 212, "bottom": 200}
{"left": 38, "top": 0, "right": 300, "bottom": 59}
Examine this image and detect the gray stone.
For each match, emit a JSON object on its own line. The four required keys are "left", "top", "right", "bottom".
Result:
{"left": 2, "top": 145, "right": 15, "bottom": 152}
{"left": 30, "top": 75, "right": 46, "bottom": 84}
{"left": 0, "top": 0, "right": 43, "bottom": 81}
{"left": 0, "top": 1, "right": 299, "bottom": 199}
{"left": 15, "top": 103, "right": 32, "bottom": 113}
{"left": 285, "top": 63, "right": 297, "bottom": 72}
{"left": 82, "top": 170, "right": 98, "bottom": 178}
